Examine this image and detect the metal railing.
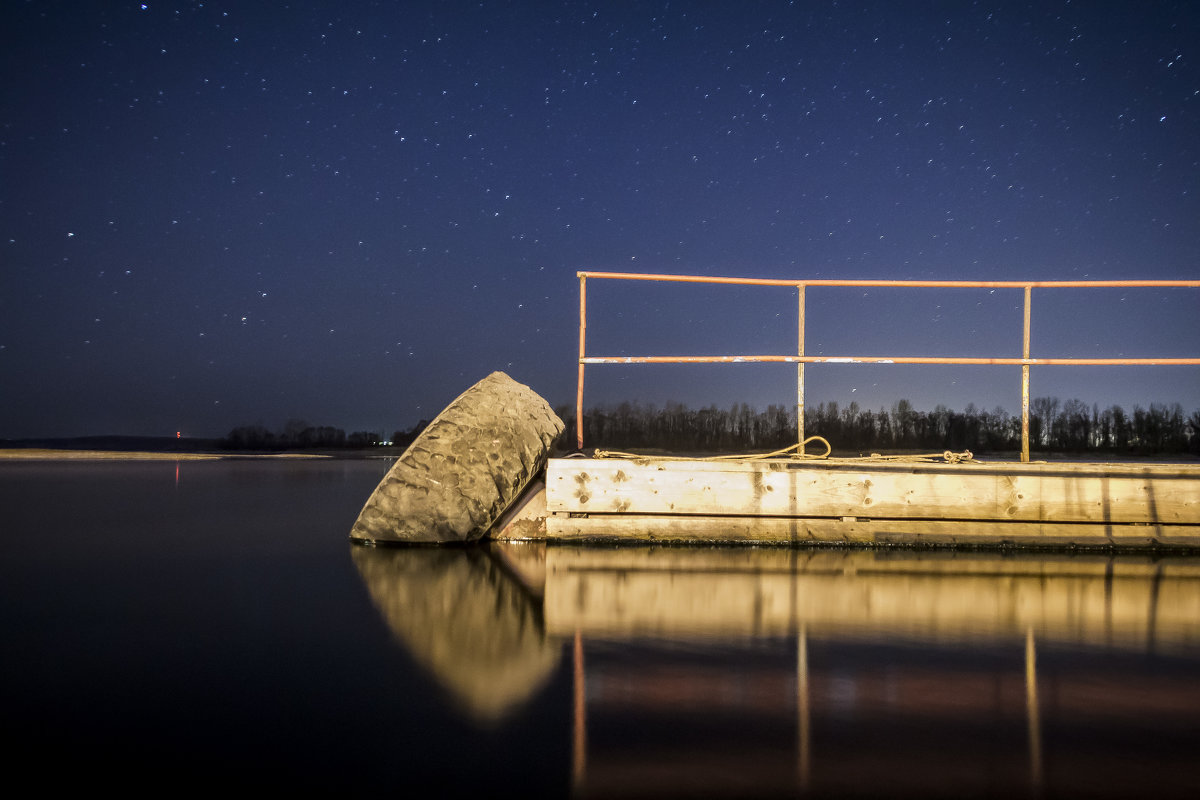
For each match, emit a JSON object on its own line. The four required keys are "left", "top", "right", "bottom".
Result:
{"left": 575, "top": 271, "right": 1200, "bottom": 461}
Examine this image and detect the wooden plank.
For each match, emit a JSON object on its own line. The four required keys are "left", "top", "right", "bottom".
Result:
{"left": 545, "top": 458, "right": 1200, "bottom": 525}
{"left": 490, "top": 478, "right": 548, "bottom": 539}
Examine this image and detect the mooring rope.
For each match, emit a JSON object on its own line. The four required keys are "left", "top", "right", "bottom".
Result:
{"left": 591, "top": 439, "right": 978, "bottom": 464}
{"left": 859, "top": 449, "right": 977, "bottom": 463}
{"left": 593, "top": 436, "right": 832, "bottom": 462}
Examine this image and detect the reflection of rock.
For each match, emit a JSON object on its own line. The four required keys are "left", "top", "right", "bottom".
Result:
{"left": 349, "top": 544, "right": 562, "bottom": 724}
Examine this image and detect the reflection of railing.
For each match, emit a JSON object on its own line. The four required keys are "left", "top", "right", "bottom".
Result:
{"left": 575, "top": 271, "right": 1200, "bottom": 460}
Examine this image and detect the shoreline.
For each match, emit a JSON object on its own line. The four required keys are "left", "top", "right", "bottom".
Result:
{"left": 0, "top": 449, "right": 334, "bottom": 461}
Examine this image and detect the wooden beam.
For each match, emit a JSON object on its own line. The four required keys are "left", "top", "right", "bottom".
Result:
{"left": 546, "top": 458, "right": 1200, "bottom": 526}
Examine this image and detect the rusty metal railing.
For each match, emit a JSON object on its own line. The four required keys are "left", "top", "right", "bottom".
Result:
{"left": 575, "top": 271, "right": 1200, "bottom": 461}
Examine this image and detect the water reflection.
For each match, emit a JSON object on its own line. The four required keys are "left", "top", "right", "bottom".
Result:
{"left": 349, "top": 545, "right": 560, "bottom": 724}
{"left": 352, "top": 544, "right": 1200, "bottom": 797}
{"left": 535, "top": 547, "right": 1200, "bottom": 651}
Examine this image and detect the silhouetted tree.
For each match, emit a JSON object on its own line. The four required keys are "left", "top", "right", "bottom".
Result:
{"left": 228, "top": 397, "right": 1198, "bottom": 456}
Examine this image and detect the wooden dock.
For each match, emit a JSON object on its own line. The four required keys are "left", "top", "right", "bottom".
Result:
{"left": 548, "top": 271, "right": 1200, "bottom": 550}
{"left": 493, "top": 456, "right": 1200, "bottom": 548}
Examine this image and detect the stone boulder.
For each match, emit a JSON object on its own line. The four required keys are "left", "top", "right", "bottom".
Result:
{"left": 349, "top": 371, "right": 564, "bottom": 543}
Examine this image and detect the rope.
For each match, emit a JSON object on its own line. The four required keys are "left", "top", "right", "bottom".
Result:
{"left": 591, "top": 439, "right": 978, "bottom": 464}
{"left": 594, "top": 436, "right": 832, "bottom": 462}
{"left": 860, "top": 449, "right": 977, "bottom": 463}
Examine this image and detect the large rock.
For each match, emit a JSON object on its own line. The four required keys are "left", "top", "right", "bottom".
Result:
{"left": 349, "top": 372, "right": 564, "bottom": 544}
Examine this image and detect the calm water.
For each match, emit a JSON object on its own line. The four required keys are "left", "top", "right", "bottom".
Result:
{"left": 2, "top": 459, "right": 1198, "bottom": 797}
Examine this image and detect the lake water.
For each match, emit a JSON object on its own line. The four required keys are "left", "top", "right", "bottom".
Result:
{"left": 2, "top": 459, "right": 1198, "bottom": 797}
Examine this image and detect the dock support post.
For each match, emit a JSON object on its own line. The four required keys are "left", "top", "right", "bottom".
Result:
{"left": 797, "top": 284, "right": 806, "bottom": 455}
{"left": 1021, "top": 285, "right": 1032, "bottom": 463}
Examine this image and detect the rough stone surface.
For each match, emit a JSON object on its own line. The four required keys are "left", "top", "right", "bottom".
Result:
{"left": 349, "top": 371, "right": 564, "bottom": 543}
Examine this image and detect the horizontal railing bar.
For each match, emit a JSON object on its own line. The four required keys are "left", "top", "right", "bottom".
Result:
{"left": 579, "top": 271, "right": 802, "bottom": 287}
{"left": 577, "top": 270, "right": 1200, "bottom": 290}
{"left": 581, "top": 355, "right": 1200, "bottom": 366}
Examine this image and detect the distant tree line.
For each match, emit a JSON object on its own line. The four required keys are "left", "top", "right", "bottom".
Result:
{"left": 223, "top": 398, "right": 1200, "bottom": 455}
{"left": 220, "top": 418, "right": 429, "bottom": 451}
{"left": 557, "top": 398, "right": 1200, "bottom": 456}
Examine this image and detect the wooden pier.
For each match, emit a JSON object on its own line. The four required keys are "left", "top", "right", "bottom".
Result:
{"left": 492, "top": 455, "right": 1200, "bottom": 548}
{"left": 528, "top": 270, "right": 1200, "bottom": 549}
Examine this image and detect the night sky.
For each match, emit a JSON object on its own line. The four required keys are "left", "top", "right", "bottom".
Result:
{"left": 2, "top": 1, "right": 1197, "bottom": 439}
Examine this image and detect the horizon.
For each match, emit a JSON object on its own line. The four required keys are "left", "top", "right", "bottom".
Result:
{"left": 7, "top": 389, "right": 1196, "bottom": 444}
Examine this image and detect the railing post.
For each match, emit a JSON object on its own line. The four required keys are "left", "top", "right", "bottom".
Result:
{"left": 577, "top": 273, "right": 587, "bottom": 450}
{"left": 797, "top": 284, "right": 806, "bottom": 455}
{"left": 1021, "top": 285, "right": 1032, "bottom": 463}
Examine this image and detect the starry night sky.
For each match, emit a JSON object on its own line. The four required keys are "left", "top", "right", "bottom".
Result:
{"left": 2, "top": 1, "right": 1197, "bottom": 439}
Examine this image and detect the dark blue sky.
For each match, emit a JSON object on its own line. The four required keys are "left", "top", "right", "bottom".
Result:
{"left": 2, "top": 1, "right": 1197, "bottom": 438}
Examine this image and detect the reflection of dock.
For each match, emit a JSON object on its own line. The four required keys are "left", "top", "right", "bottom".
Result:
{"left": 354, "top": 544, "right": 1200, "bottom": 797}
{"left": 494, "top": 545, "right": 1200, "bottom": 651}
{"left": 523, "top": 457, "right": 1200, "bottom": 548}
{"left": 570, "top": 631, "right": 1200, "bottom": 799}
{"left": 510, "top": 546, "right": 1200, "bottom": 799}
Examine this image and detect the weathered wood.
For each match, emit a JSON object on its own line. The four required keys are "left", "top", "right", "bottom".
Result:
{"left": 545, "top": 457, "right": 1200, "bottom": 526}
{"left": 490, "top": 478, "right": 549, "bottom": 540}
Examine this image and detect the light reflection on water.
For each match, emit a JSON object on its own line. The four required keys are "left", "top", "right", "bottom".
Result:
{"left": 354, "top": 542, "right": 1200, "bottom": 798}
{"left": 3, "top": 460, "right": 1198, "bottom": 796}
